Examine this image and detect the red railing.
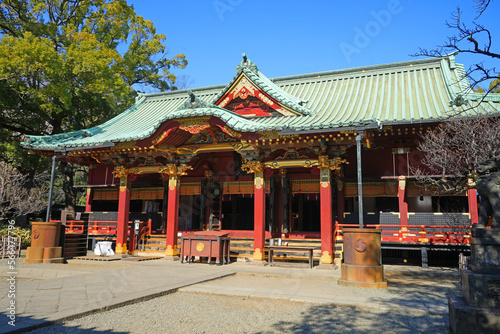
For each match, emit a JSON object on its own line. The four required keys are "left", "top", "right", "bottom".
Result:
{"left": 62, "top": 220, "right": 152, "bottom": 238}
{"left": 333, "top": 222, "right": 472, "bottom": 245}
{"left": 88, "top": 221, "right": 118, "bottom": 235}
{"left": 65, "top": 220, "right": 85, "bottom": 234}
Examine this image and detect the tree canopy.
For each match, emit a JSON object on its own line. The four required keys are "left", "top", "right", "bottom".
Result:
{"left": 0, "top": 0, "right": 187, "bottom": 211}
{"left": 0, "top": 0, "right": 187, "bottom": 137}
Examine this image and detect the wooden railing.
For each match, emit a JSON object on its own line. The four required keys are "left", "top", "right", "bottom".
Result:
{"left": 62, "top": 220, "right": 152, "bottom": 238}
{"left": 334, "top": 222, "right": 472, "bottom": 245}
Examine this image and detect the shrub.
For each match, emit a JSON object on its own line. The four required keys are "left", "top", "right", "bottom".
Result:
{"left": 0, "top": 225, "right": 32, "bottom": 249}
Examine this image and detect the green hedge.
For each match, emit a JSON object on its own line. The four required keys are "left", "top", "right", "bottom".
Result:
{"left": 0, "top": 226, "right": 32, "bottom": 249}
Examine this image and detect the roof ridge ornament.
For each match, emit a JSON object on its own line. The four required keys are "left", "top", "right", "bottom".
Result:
{"left": 236, "top": 52, "right": 258, "bottom": 74}
{"left": 449, "top": 94, "right": 469, "bottom": 107}
{"left": 177, "top": 90, "right": 212, "bottom": 110}
{"left": 135, "top": 92, "right": 145, "bottom": 103}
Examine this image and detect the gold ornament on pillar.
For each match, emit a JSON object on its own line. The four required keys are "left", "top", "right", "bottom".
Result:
{"left": 253, "top": 248, "right": 264, "bottom": 261}
{"left": 318, "top": 155, "right": 348, "bottom": 174}
{"left": 242, "top": 160, "right": 265, "bottom": 189}
{"left": 159, "top": 164, "right": 192, "bottom": 191}
{"left": 241, "top": 160, "right": 264, "bottom": 174}
{"left": 159, "top": 163, "right": 193, "bottom": 177}
{"left": 113, "top": 166, "right": 129, "bottom": 179}
{"left": 318, "top": 156, "right": 347, "bottom": 188}
{"left": 398, "top": 175, "right": 406, "bottom": 191}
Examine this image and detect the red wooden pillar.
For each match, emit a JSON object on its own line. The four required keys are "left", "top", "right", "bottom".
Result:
{"left": 115, "top": 168, "right": 130, "bottom": 254}
{"left": 165, "top": 173, "right": 181, "bottom": 257}
{"left": 468, "top": 178, "right": 479, "bottom": 225}
{"left": 242, "top": 160, "right": 266, "bottom": 261}
{"left": 398, "top": 175, "right": 408, "bottom": 226}
{"left": 164, "top": 164, "right": 192, "bottom": 258}
{"left": 253, "top": 167, "right": 266, "bottom": 261}
{"left": 85, "top": 187, "right": 93, "bottom": 212}
{"left": 320, "top": 164, "right": 333, "bottom": 264}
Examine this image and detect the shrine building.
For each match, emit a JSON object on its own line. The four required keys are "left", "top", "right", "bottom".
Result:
{"left": 22, "top": 53, "right": 500, "bottom": 264}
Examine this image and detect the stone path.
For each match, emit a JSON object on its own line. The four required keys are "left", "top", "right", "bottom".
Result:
{"left": 0, "top": 257, "right": 460, "bottom": 333}
{"left": 0, "top": 259, "right": 233, "bottom": 333}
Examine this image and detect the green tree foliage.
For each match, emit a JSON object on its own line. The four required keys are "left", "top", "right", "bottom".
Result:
{"left": 0, "top": 0, "right": 187, "bottom": 211}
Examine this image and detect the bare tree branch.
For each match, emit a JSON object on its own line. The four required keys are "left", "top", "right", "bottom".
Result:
{"left": 0, "top": 162, "right": 48, "bottom": 221}
{"left": 412, "top": 115, "right": 500, "bottom": 195}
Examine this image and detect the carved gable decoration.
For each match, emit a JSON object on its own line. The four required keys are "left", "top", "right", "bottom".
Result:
{"left": 214, "top": 53, "right": 311, "bottom": 118}
{"left": 216, "top": 73, "right": 295, "bottom": 118}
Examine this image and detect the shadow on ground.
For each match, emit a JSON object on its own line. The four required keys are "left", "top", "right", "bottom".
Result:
{"left": 259, "top": 269, "right": 457, "bottom": 334}
{"left": 265, "top": 304, "right": 449, "bottom": 334}
{"left": 0, "top": 313, "right": 129, "bottom": 334}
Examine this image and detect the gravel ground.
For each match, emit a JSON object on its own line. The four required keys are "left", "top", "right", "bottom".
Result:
{"left": 26, "top": 291, "right": 450, "bottom": 334}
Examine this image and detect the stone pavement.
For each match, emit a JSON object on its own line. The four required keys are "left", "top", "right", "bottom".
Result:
{"left": 0, "top": 258, "right": 234, "bottom": 333}
{"left": 181, "top": 264, "right": 459, "bottom": 315}
{"left": 0, "top": 256, "right": 460, "bottom": 334}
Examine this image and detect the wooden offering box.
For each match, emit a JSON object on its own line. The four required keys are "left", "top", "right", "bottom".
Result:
{"left": 180, "top": 231, "right": 230, "bottom": 265}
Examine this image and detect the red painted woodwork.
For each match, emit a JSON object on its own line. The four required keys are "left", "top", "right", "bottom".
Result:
{"left": 398, "top": 176, "right": 408, "bottom": 226}
{"left": 337, "top": 223, "right": 471, "bottom": 244}
{"left": 88, "top": 164, "right": 118, "bottom": 186}
{"left": 320, "top": 180, "right": 333, "bottom": 264}
{"left": 137, "top": 121, "right": 179, "bottom": 147}
{"left": 253, "top": 175, "right": 266, "bottom": 260}
{"left": 180, "top": 231, "right": 230, "bottom": 265}
{"left": 468, "top": 188, "right": 479, "bottom": 225}
{"left": 85, "top": 188, "right": 92, "bottom": 212}
{"left": 179, "top": 230, "right": 274, "bottom": 239}
{"left": 116, "top": 177, "right": 130, "bottom": 254}
{"left": 232, "top": 100, "right": 273, "bottom": 117}
{"left": 216, "top": 85, "right": 283, "bottom": 118}
{"left": 165, "top": 176, "right": 180, "bottom": 256}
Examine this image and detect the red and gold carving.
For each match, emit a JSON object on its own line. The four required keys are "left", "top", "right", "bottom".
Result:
{"left": 257, "top": 130, "right": 279, "bottom": 140}
{"left": 241, "top": 160, "right": 264, "bottom": 174}
{"left": 179, "top": 124, "right": 210, "bottom": 134}
{"left": 233, "top": 77, "right": 256, "bottom": 99}
{"left": 159, "top": 163, "right": 192, "bottom": 177}
{"left": 215, "top": 74, "right": 296, "bottom": 117}
{"left": 152, "top": 128, "right": 174, "bottom": 145}
{"left": 113, "top": 166, "right": 129, "bottom": 179}
{"left": 219, "top": 125, "right": 242, "bottom": 138}
{"left": 318, "top": 156, "right": 348, "bottom": 172}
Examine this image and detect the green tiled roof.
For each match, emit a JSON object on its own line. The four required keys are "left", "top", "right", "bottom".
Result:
{"left": 23, "top": 54, "right": 500, "bottom": 151}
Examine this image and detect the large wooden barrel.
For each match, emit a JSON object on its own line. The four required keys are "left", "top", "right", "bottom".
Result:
{"left": 338, "top": 228, "right": 387, "bottom": 289}
{"left": 30, "top": 222, "right": 61, "bottom": 248}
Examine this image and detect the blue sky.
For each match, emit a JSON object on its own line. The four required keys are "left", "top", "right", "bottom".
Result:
{"left": 128, "top": 0, "right": 499, "bottom": 91}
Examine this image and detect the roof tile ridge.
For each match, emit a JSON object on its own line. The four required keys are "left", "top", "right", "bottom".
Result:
{"left": 25, "top": 129, "right": 84, "bottom": 144}
{"left": 272, "top": 57, "right": 445, "bottom": 83}
{"left": 243, "top": 67, "right": 312, "bottom": 115}
{"left": 140, "top": 85, "right": 227, "bottom": 100}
